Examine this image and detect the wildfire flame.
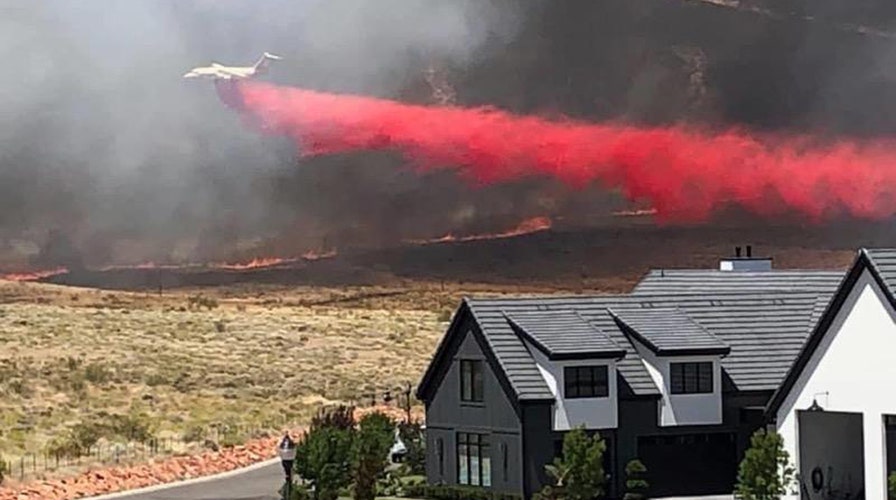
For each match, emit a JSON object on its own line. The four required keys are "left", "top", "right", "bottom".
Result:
{"left": 612, "top": 208, "right": 658, "bottom": 217}
{"left": 406, "top": 216, "right": 552, "bottom": 245}
{"left": 0, "top": 250, "right": 339, "bottom": 282}
{"left": 1, "top": 267, "right": 69, "bottom": 282}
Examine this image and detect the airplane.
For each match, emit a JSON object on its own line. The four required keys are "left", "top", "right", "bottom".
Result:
{"left": 183, "top": 52, "right": 282, "bottom": 80}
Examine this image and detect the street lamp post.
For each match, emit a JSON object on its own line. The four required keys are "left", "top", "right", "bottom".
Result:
{"left": 278, "top": 432, "right": 297, "bottom": 500}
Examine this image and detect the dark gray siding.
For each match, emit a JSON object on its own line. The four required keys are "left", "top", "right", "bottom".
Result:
{"left": 521, "top": 403, "right": 553, "bottom": 500}
{"left": 424, "top": 318, "right": 524, "bottom": 494}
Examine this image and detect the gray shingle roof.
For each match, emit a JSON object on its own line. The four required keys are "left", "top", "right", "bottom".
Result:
{"left": 609, "top": 307, "right": 730, "bottom": 356}
{"left": 504, "top": 310, "right": 625, "bottom": 360}
{"left": 864, "top": 249, "right": 896, "bottom": 298}
{"left": 632, "top": 270, "right": 844, "bottom": 296}
{"left": 465, "top": 292, "right": 825, "bottom": 400}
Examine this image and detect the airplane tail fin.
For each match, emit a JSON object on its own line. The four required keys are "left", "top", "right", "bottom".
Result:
{"left": 253, "top": 52, "right": 283, "bottom": 74}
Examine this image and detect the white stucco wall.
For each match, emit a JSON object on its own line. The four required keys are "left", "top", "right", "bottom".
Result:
{"left": 525, "top": 340, "right": 618, "bottom": 431}
{"left": 631, "top": 340, "right": 723, "bottom": 426}
{"left": 775, "top": 269, "right": 896, "bottom": 500}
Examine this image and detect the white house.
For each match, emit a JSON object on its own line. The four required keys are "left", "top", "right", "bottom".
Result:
{"left": 766, "top": 248, "right": 896, "bottom": 500}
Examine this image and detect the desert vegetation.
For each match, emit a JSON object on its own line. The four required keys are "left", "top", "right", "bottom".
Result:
{"left": 0, "top": 278, "right": 560, "bottom": 481}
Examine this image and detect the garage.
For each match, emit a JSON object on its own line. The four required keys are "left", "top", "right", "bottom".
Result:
{"left": 797, "top": 410, "right": 864, "bottom": 499}
{"left": 637, "top": 432, "right": 738, "bottom": 497}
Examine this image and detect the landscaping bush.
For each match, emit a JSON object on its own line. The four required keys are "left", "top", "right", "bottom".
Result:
{"left": 398, "top": 420, "right": 426, "bottom": 475}
{"left": 353, "top": 411, "right": 395, "bottom": 500}
{"left": 889, "top": 471, "right": 896, "bottom": 500}
{"left": 0, "top": 456, "right": 7, "bottom": 485}
{"left": 294, "top": 424, "right": 355, "bottom": 500}
{"left": 533, "top": 426, "right": 607, "bottom": 500}
{"left": 735, "top": 429, "right": 795, "bottom": 500}
{"left": 623, "top": 459, "right": 648, "bottom": 500}
{"left": 404, "top": 484, "right": 522, "bottom": 500}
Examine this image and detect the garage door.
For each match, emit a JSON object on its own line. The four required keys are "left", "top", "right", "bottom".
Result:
{"left": 637, "top": 432, "right": 738, "bottom": 497}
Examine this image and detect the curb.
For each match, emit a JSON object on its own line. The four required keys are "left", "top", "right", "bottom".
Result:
{"left": 78, "top": 457, "right": 280, "bottom": 500}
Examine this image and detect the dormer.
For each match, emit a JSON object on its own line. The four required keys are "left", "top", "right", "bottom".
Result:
{"left": 610, "top": 307, "right": 729, "bottom": 427}
{"left": 504, "top": 310, "right": 625, "bottom": 431}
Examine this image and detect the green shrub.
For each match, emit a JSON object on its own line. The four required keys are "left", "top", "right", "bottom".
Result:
{"left": 398, "top": 420, "right": 426, "bottom": 475}
{"left": 353, "top": 412, "right": 395, "bottom": 500}
{"left": 533, "top": 427, "right": 607, "bottom": 500}
{"left": 404, "top": 484, "right": 522, "bottom": 500}
{"left": 294, "top": 425, "right": 355, "bottom": 500}
{"left": 279, "top": 481, "right": 312, "bottom": 500}
{"left": 0, "top": 456, "right": 8, "bottom": 484}
{"left": 623, "top": 459, "right": 648, "bottom": 500}
{"left": 735, "top": 429, "right": 795, "bottom": 500}
{"left": 889, "top": 471, "right": 896, "bottom": 500}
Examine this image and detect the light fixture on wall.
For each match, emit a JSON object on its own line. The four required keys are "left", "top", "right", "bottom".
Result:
{"left": 808, "top": 391, "right": 829, "bottom": 411}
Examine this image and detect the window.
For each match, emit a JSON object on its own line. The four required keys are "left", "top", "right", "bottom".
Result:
{"left": 670, "top": 362, "right": 713, "bottom": 394}
{"left": 460, "top": 360, "right": 484, "bottom": 402}
{"left": 563, "top": 365, "right": 609, "bottom": 398}
{"left": 457, "top": 433, "right": 491, "bottom": 487}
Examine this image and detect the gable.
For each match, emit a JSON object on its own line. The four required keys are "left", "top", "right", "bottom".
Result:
{"left": 766, "top": 249, "right": 896, "bottom": 416}
{"left": 423, "top": 321, "right": 523, "bottom": 429}
{"left": 772, "top": 267, "right": 896, "bottom": 420}
{"left": 416, "top": 300, "right": 538, "bottom": 407}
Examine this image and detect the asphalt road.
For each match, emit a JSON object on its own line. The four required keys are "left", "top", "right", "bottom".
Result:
{"left": 98, "top": 460, "right": 284, "bottom": 500}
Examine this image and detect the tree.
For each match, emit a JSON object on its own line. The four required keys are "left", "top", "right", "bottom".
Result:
{"left": 735, "top": 429, "right": 795, "bottom": 500}
{"left": 294, "top": 425, "right": 355, "bottom": 500}
{"left": 889, "top": 471, "right": 896, "bottom": 500}
{"left": 397, "top": 420, "right": 426, "bottom": 475}
{"left": 533, "top": 426, "right": 607, "bottom": 500}
{"left": 623, "top": 459, "right": 649, "bottom": 500}
{"left": 310, "top": 405, "right": 356, "bottom": 432}
{"left": 353, "top": 411, "right": 396, "bottom": 500}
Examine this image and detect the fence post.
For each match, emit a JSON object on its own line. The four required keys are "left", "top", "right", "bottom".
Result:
{"left": 19, "top": 457, "right": 23, "bottom": 480}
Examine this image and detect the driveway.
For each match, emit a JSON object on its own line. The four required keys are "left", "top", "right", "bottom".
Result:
{"left": 84, "top": 459, "right": 284, "bottom": 500}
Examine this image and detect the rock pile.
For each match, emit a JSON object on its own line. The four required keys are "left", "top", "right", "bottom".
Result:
{"left": 0, "top": 428, "right": 303, "bottom": 500}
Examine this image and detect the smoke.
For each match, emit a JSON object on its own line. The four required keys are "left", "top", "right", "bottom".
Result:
{"left": 0, "top": 0, "right": 539, "bottom": 268}
{"left": 5, "top": 0, "right": 896, "bottom": 269}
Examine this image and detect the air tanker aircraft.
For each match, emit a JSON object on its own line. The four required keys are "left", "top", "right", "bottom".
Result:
{"left": 183, "top": 52, "right": 282, "bottom": 80}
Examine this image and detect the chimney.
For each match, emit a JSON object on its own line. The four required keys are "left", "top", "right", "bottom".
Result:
{"left": 719, "top": 244, "right": 772, "bottom": 271}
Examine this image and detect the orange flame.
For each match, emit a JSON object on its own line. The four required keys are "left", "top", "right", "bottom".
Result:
{"left": 302, "top": 249, "right": 338, "bottom": 260}
{"left": 216, "top": 256, "right": 298, "bottom": 270}
{"left": 1, "top": 267, "right": 69, "bottom": 282}
{"left": 612, "top": 208, "right": 658, "bottom": 217}
{"left": 407, "top": 216, "right": 552, "bottom": 245}
{"left": 2, "top": 249, "right": 340, "bottom": 281}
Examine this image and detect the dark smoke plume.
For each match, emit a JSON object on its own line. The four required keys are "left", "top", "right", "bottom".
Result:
{"left": 4, "top": 0, "right": 896, "bottom": 269}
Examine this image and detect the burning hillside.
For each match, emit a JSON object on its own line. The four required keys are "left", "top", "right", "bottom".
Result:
{"left": 5, "top": 1, "right": 896, "bottom": 278}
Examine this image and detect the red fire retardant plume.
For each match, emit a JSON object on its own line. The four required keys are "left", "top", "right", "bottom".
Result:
{"left": 218, "top": 80, "right": 896, "bottom": 223}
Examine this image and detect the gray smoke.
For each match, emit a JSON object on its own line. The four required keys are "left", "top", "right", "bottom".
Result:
{"left": 0, "top": 0, "right": 540, "bottom": 268}
{"left": 4, "top": 0, "right": 896, "bottom": 270}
